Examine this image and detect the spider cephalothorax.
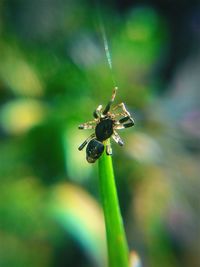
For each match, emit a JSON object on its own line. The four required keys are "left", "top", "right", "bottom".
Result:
{"left": 78, "top": 87, "right": 134, "bottom": 163}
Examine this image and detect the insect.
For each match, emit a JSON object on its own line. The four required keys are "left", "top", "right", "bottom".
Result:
{"left": 78, "top": 87, "right": 134, "bottom": 163}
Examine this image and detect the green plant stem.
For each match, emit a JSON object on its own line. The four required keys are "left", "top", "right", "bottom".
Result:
{"left": 98, "top": 148, "right": 129, "bottom": 267}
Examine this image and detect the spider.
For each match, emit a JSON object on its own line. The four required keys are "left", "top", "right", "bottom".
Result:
{"left": 78, "top": 87, "right": 135, "bottom": 163}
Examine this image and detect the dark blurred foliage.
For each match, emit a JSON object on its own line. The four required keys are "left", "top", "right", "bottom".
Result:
{"left": 0, "top": 0, "right": 200, "bottom": 267}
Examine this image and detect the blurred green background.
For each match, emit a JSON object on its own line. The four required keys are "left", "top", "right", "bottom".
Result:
{"left": 0, "top": 0, "right": 200, "bottom": 266}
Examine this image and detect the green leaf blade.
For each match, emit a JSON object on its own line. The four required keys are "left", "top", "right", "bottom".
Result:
{"left": 98, "top": 149, "right": 129, "bottom": 267}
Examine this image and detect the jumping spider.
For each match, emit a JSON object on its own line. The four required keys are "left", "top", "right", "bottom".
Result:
{"left": 78, "top": 87, "right": 134, "bottom": 163}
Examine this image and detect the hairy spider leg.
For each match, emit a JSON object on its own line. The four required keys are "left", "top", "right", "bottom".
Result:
{"left": 78, "top": 125, "right": 95, "bottom": 130}
{"left": 112, "top": 102, "right": 135, "bottom": 128}
{"left": 110, "top": 112, "right": 125, "bottom": 117}
{"left": 93, "top": 105, "right": 103, "bottom": 118}
{"left": 112, "top": 102, "right": 131, "bottom": 116}
{"left": 103, "top": 87, "right": 118, "bottom": 115}
{"left": 78, "top": 119, "right": 97, "bottom": 129}
{"left": 112, "top": 130, "right": 124, "bottom": 146}
{"left": 123, "top": 117, "right": 135, "bottom": 128}
{"left": 114, "top": 117, "right": 134, "bottom": 130}
{"left": 78, "top": 133, "right": 95, "bottom": 151}
{"left": 118, "top": 116, "right": 135, "bottom": 128}
{"left": 106, "top": 143, "right": 112, "bottom": 155}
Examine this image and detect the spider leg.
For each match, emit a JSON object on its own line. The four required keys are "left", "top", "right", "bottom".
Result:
{"left": 112, "top": 102, "right": 131, "bottom": 117}
{"left": 119, "top": 116, "right": 135, "bottom": 128}
{"left": 110, "top": 112, "right": 124, "bottom": 117}
{"left": 78, "top": 133, "right": 95, "bottom": 151}
{"left": 123, "top": 118, "right": 135, "bottom": 128}
{"left": 106, "top": 143, "right": 112, "bottom": 155}
{"left": 119, "top": 116, "right": 130, "bottom": 123}
{"left": 93, "top": 105, "right": 103, "bottom": 118}
{"left": 112, "top": 130, "right": 124, "bottom": 146}
{"left": 115, "top": 116, "right": 135, "bottom": 130}
{"left": 78, "top": 119, "right": 97, "bottom": 129}
{"left": 78, "top": 125, "right": 95, "bottom": 130}
{"left": 112, "top": 102, "right": 135, "bottom": 129}
{"left": 103, "top": 87, "right": 118, "bottom": 115}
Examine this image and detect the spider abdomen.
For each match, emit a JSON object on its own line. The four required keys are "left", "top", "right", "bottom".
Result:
{"left": 95, "top": 118, "right": 114, "bottom": 141}
{"left": 86, "top": 139, "right": 104, "bottom": 163}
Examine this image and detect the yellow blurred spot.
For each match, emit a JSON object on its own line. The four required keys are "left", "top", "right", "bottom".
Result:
{"left": 130, "top": 250, "right": 142, "bottom": 267}
{"left": 50, "top": 182, "right": 106, "bottom": 265}
{"left": 0, "top": 44, "right": 44, "bottom": 97}
{"left": 0, "top": 99, "right": 47, "bottom": 135}
{"left": 52, "top": 183, "right": 105, "bottom": 237}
